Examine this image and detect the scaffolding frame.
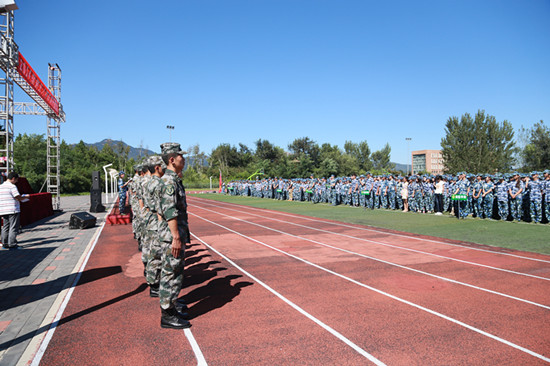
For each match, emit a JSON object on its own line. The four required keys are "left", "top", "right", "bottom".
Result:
{"left": 0, "top": 11, "right": 15, "bottom": 174}
{"left": 47, "top": 64, "right": 61, "bottom": 210}
{"left": 0, "top": 10, "right": 65, "bottom": 210}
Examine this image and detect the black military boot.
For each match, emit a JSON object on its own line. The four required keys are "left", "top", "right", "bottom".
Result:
{"left": 149, "top": 285, "right": 159, "bottom": 298}
{"left": 161, "top": 307, "right": 191, "bottom": 329}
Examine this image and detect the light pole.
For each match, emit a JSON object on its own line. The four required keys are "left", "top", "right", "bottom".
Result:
{"left": 166, "top": 125, "right": 174, "bottom": 142}
{"left": 405, "top": 138, "right": 412, "bottom": 175}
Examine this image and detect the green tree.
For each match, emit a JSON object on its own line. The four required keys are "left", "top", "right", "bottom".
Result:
{"left": 288, "top": 137, "right": 320, "bottom": 166}
{"left": 441, "top": 110, "right": 516, "bottom": 173}
{"left": 13, "top": 133, "right": 47, "bottom": 192}
{"left": 371, "top": 143, "right": 394, "bottom": 171}
{"left": 521, "top": 120, "right": 550, "bottom": 171}
{"left": 344, "top": 140, "right": 372, "bottom": 172}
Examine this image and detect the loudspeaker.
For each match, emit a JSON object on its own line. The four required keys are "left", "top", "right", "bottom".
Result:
{"left": 92, "top": 171, "right": 101, "bottom": 191}
{"left": 69, "top": 212, "right": 97, "bottom": 229}
{"left": 90, "top": 189, "right": 105, "bottom": 213}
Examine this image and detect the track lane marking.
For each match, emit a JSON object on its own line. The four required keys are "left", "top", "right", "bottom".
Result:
{"left": 190, "top": 204, "right": 550, "bottom": 310}
{"left": 191, "top": 197, "right": 550, "bottom": 264}
{"left": 192, "top": 200, "right": 550, "bottom": 282}
{"left": 184, "top": 328, "right": 208, "bottom": 366}
{"left": 190, "top": 211, "right": 550, "bottom": 364}
{"left": 190, "top": 232, "right": 386, "bottom": 366}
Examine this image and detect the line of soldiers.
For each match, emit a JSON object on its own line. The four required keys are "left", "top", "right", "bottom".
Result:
{"left": 223, "top": 170, "right": 550, "bottom": 223}
{"left": 127, "top": 142, "right": 192, "bottom": 329}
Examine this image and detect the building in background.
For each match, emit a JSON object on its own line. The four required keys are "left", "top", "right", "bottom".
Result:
{"left": 411, "top": 150, "right": 444, "bottom": 175}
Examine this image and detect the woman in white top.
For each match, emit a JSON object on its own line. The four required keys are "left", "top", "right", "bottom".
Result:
{"left": 401, "top": 177, "right": 409, "bottom": 212}
{"left": 434, "top": 175, "right": 445, "bottom": 215}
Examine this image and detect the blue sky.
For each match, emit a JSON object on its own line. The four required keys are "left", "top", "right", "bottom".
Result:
{"left": 13, "top": 0, "right": 550, "bottom": 164}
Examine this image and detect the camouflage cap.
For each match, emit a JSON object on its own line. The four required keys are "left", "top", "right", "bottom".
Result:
{"left": 148, "top": 155, "right": 166, "bottom": 169}
{"left": 160, "top": 142, "right": 186, "bottom": 155}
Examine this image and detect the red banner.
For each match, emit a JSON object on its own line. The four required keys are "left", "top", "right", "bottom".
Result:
{"left": 219, "top": 171, "right": 222, "bottom": 193}
{"left": 16, "top": 52, "right": 59, "bottom": 116}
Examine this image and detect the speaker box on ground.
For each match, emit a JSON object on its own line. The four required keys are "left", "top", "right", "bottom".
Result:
{"left": 90, "top": 189, "right": 105, "bottom": 213}
{"left": 69, "top": 212, "right": 97, "bottom": 229}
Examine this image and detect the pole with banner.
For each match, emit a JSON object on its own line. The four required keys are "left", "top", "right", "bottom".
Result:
{"left": 218, "top": 168, "right": 222, "bottom": 193}
{"left": 452, "top": 194, "right": 467, "bottom": 218}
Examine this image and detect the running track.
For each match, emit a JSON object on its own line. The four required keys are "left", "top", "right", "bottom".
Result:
{"left": 39, "top": 196, "right": 550, "bottom": 365}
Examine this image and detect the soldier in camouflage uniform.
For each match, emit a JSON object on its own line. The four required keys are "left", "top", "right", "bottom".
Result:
{"left": 157, "top": 142, "right": 192, "bottom": 329}
{"left": 139, "top": 161, "right": 153, "bottom": 270}
{"left": 143, "top": 156, "right": 168, "bottom": 297}
{"left": 128, "top": 165, "right": 142, "bottom": 245}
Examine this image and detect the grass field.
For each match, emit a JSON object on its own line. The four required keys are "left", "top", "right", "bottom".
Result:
{"left": 190, "top": 193, "right": 550, "bottom": 255}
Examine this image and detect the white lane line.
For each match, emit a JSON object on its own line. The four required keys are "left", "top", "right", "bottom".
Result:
{"left": 191, "top": 212, "right": 550, "bottom": 364}
{"left": 190, "top": 232, "right": 386, "bottom": 366}
{"left": 190, "top": 204, "right": 550, "bottom": 310}
{"left": 192, "top": 197, "right": 550, "bottom": 264}
{"left": 184, "top": 328, "right": 208, "bottom": 366}
{"left": 192, "top": 200, "right": 550, "bottom": 282}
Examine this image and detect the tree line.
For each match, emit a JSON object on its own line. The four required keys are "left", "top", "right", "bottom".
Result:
{"left": 11, "top": 110, "right": 550, "bottom": 194}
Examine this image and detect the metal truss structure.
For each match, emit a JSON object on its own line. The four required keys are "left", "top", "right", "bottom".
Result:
{"left": 0, "top": 10, "right": 65, "bottom": 210}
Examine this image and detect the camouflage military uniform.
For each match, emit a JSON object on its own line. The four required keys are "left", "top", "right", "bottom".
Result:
{"left": 129, "top": 168, "right": 141, "bottom": 241}
{"left": 145, "top": 173, "right": 165, "bottom": 288}
{"left": 527, "top": 174, "right": 543, "bottom": 223}
{"left": 482, "top": 178, "right": 494, "bottom": 219}
{"left": 472, "top": 177, "right": 483, "bottom": 218}
{"left": 496, "top": 179, "right": 509, "bottom": 220}
{"left": 508, "top": 177, "right": 524, "bottom": 222}
{"left": 140, "top": 173, "right": 152, "bottom": 265}
{"left": 545, "top": 175, "right": 550, "bottom": 223}
{"left": 158, "top": 165, "right": 190, "bottom": 311}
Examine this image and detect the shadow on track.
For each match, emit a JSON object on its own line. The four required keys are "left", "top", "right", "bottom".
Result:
{"left": 0, "top": 267, "right": 142, "bottom": 353}
{"left": 182, "top": 274, "right": 253, "bottom": 320}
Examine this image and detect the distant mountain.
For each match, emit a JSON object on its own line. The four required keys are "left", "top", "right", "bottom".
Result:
{"left": 393, "top": 162, "right": 409, "bottom": 173}
{"left": 84, "top": 139, "right": 156, "bottom": 160}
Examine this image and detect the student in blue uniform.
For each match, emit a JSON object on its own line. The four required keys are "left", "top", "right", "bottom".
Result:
{"left": 482, "top": 175, "right": 495, "bottom": 219}
{"left": 495, "top": 175, "right": 509, "bottom": 221}
{"left": 526, "top": 172, "right": 543, "bottom": 223}
{"left": 508, "top": 173, "right": 524, "bottom": 222}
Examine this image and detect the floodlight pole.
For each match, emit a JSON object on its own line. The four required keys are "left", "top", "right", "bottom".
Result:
{"left": 405, "top": 138, "right": 412, "bottom": 175}
{"left": 166, "top": 125, "right": 174, "bottom": 142}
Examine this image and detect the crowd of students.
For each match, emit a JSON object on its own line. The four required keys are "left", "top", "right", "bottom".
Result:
{"left": 223, "top": 170, "right": 550, "bottom": 223}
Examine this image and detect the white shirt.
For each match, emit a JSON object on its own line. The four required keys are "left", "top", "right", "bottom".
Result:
{"left": 435, "top": 181, "right": 445, "bottom": 194}
{"left": 0, "top": 181, "right": 21, "bottom": 215}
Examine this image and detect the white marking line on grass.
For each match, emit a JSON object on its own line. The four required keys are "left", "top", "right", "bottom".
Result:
{"left": 191, "top": 212, "right": 550, "bottom": 364}
{"left": 191, "top": 204, "right": 550, "bottom": 310}
{"left": 192, "top": 197, "right": 550, "bottom": 264}
{"left": 193, "top": 200, "right": 550, "bottom": 282}
{"left": 184, "top": 328, "right": 208, "bottom": 366}
{"left": 190, "top": 232, "right": 386, "bottom": 366}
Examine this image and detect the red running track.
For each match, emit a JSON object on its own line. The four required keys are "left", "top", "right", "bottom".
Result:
{"left": 38, "top": 196, "right": 549, "bottom": 365}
